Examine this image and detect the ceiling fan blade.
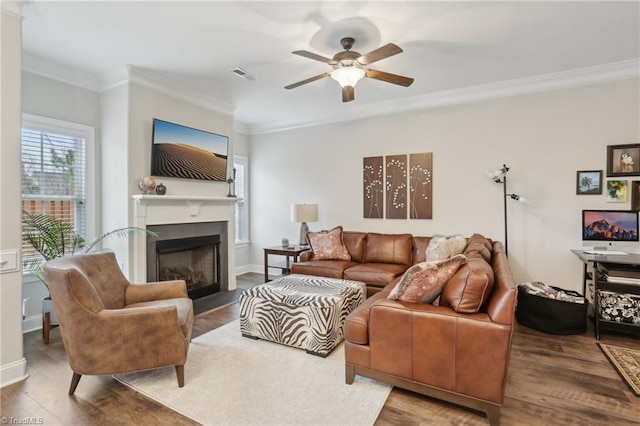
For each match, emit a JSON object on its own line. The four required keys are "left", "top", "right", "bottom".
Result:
{"left": 284, "top": 72, "right": 331, "bottom": 89}
{"left": 357, "top": 43, "right": 403, "bottom": 65}
{"left": 342, "top": 86, "right": 355, "bottom": 103}
{"left": 292, "top": 50, "right": 337, "bottom": 64}
{"left": 365, "top": 69, "right": 414, "bottom": 87}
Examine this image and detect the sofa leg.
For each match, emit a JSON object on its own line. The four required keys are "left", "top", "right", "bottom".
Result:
{"left": 486, "top": 405, "right": 501, "bottom": 426}
{"left": 345, "top": 364, "right": 355, "bottom": 384}
{"left": 175, "top": 365, "right": 185, "bottom": 388}
{"left": 69, "top": 372, "right": 82, "bottom": 395}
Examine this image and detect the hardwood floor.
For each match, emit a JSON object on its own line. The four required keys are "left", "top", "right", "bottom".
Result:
{"left": 2, "top": 272, "right": 639, "bottom": 425}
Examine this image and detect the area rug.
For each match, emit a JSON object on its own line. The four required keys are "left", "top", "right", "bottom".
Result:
{"left": 597, "top": 343, "right": 640, "bottom": 396}
{"left": 115, "top": 320, "right": 391, "bottom": 425}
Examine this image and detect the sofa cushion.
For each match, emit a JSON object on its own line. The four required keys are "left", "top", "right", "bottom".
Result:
{"left": 440, "top": 255, "right": 495, "bottom": 313}
{"left": 291, "top": 260, "right": 357, "bottom": 280}
{"left": 363, "top": 233, "right": 413, "bottom": 265}
{"left": 412, "top": 236, "right": 432, "bottom": 264}
{"left": 307, "top": 226, "right": 351, "bottom": 261}
{"left": 388, "top": 255, "right": 467, "bottom": 303}
{"left": 425, "top": 234, "right": 467, "bottom": 262}
{"left": 344, "top": 263, "right": 408, "bottom": 287}
{"left": 463, "top": 233, "right": 492, "bottom": 262}
{"left": 343, "top": 232, "right": 367, "bottom": 263}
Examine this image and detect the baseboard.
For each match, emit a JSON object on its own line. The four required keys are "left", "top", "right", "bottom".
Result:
{"left": 0, "top": 358, "right": 28, "bottom": 388}
{"left": 23, "top": 314, "right": 42, "bottom": 333}
{"left": 241, "top": 264, "right": 266, "bottom": 275}
{"left": 234, "top": 265, "right": 255, "bottom": 275}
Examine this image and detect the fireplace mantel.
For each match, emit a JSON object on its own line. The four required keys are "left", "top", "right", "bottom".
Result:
{"left": 132, "top": 195, "right": 239, "bottom": 219}
{"left": 131, "top": 194, "right": 238, "bottom": 289}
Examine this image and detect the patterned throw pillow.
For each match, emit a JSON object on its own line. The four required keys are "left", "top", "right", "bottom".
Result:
{"left": 425, "top": 234, "right": 467, "bottom": 262}
{"left": 307, "top": 226, "right": 352, "bottom": 261}
{"left": 388, "top": 254, "right": 467, "bottom": 303}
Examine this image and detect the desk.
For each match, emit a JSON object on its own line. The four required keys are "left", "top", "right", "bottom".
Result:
{"left": 572, "top": 250, "right": 640, "bottom": 339}
{"left": 263, "top": 245, "right": 309, "bottom": 282}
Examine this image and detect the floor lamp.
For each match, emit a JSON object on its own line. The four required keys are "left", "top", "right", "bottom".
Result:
{"left": 489, "top": 164, "right": 525, "bottom": 256}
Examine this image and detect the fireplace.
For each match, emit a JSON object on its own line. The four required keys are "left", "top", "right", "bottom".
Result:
{"left": 146, "top": 221, "right": 228, "bottom": 299}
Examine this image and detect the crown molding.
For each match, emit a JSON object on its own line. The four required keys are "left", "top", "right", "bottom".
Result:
{"left": 22, "top": 52, "right": 105, "bottom": 91}
{"left": 114, "top": 66, "right": 234, "bottom": 118}
{"left": 0, "top": 1, "right": 23, "bottom": 18}
{"left": 247, "top": 59, "right": 640, "bottom": 135}
{"left": 22, "top": 55, "right": 235, "bottom": 117}
{"left": 21, "top": 51, "right": 639, "bottom": 136}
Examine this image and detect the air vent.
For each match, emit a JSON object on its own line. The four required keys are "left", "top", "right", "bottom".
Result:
{"left": 232, "top": 67, "right": 256, "bottom": 81}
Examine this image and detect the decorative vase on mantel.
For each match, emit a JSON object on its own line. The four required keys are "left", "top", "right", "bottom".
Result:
{"left": 155, "top": 182, "right": 167, "bottom": 195}
{"left": 138, "top": 176, "right": 157, "bottom": 194}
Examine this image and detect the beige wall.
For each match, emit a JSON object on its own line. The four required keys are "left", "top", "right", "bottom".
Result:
{"left": 249, "top": 78, "right": 640, "bottom": 293}
{"left": 99, "top": 82, "right": 235, "bottom": 279}
{"left": 1, "top": 5, "right": 28, "bottom": 387}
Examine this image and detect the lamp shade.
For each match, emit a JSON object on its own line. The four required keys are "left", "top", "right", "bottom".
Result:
{"left": 291, "top": 204, "right": 318, "bottom": 223}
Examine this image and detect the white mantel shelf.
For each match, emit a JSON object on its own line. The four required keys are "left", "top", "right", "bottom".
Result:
{"left": 132, "top": 195, "right": 240, "bottom": 218}
{"left": 132, "top": 195, "right": 239, "bottom": 202}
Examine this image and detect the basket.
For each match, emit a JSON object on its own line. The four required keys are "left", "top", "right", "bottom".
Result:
{"left": 516, "top": 284, "right": 587, "bottom": 335}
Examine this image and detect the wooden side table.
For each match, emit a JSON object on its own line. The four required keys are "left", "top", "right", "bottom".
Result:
{"left": 263, "top": 245, "right": 309, "bottom": 282}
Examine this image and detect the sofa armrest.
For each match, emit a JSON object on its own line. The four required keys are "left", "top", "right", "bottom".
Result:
{"left": 125, "top": 280, "right": 188, "bottom": 305}
{"left": 299, "top": 250, "right": 314, "bottom": 261}
{"left": 365, "top": 298, "right": 513, "bottom": 404}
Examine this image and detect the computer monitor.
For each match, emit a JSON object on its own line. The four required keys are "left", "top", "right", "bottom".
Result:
{"left": 582, "top": 209, "right": 640, "bottom": 252}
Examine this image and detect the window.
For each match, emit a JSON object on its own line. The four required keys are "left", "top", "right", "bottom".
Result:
{"left": 234, "top": 155, "right": 249, "bottom": 244}
{"left": 21, "top": 114, "right": 95, "bottom": 262}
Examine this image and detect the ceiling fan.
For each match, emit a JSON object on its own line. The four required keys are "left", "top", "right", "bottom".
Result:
{"left": 285, "top": 37, "right": 414, "bottom": 103}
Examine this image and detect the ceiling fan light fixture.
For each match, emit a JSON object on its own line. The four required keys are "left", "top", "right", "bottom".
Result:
{"left": 330, "top": 66, "right": 365, "bottom": 88}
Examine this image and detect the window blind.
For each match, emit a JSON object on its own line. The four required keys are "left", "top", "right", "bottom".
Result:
{"left": 21, "top": 126, "right": 87, "bottom": 259}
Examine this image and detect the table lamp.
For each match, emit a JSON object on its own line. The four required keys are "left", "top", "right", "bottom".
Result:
{"left": 291, "top": 204, "right": 318, "bottom": 246}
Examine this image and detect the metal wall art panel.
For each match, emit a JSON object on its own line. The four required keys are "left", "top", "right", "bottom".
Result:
{"left": 409, "top": 152, "right": 433, "bottom": 219}
{"left": 363, "top": 156, "right": 384, "bottom": 219}
{"left": 385, "top": 154, "right": 407, "bottom": 219}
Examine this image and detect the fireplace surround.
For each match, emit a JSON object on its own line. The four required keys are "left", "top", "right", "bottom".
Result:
{"left": 131, "top": 195, "right": 238, "bottom": 292}
{"left": 147, "top": 222, "right": 226, "bottom": 298}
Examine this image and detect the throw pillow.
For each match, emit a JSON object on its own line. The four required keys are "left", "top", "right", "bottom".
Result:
{"left": 388, "top": 254, "right": 467, "bottom": 303}
{"left": 307, "top": 226, "right": 352, "bottom": 261}
{"left": 425, "top": 234, "right": 467, "bottom": 262}
{"left": 440, "top": 256, "right": 495, "bottom": 313}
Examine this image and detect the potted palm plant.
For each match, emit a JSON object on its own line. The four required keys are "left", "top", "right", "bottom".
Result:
{"left": 22, "top": 210, "right": 154, "bottom": 339}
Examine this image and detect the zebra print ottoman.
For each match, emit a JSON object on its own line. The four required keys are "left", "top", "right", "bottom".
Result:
{"left": 239, "top": 274, "right": 366, "bottom": 357}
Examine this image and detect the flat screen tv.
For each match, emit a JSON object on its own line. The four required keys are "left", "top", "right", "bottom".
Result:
{"left": 151, "top": 118, "right": 229, "bottom": 182}
{"left": 582, "top": 210, "right": 639, "bottom": 242}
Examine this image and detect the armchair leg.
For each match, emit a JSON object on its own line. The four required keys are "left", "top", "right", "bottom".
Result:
{"left": 69, "top": 372, "right": 82, "bottom": 395}
{"left": 175, "top": 365, "right": 185, "bottom": 388}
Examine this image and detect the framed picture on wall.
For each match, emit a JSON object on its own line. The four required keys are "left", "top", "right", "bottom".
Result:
{"left": 632, "top": 181, "right": 640, "bottom": 211}
{"left": 576, "top": 170, "right": 602, "bottom": 195}
{"left": 607, "top": 144, "right": 640, "bottom": 177}
{"left": 606, "top": 179, "right": 628, "bottom": 203}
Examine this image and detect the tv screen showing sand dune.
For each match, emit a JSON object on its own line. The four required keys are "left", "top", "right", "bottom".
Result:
{"left": 151, "top": 119, "right": 229, "bottom": 181}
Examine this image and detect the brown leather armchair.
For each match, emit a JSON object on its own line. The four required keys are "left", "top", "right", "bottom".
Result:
{"left": 43, "top": 251, "right": 194, "bottom": 395}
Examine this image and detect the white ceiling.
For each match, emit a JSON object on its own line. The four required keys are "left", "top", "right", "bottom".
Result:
{"left": 19, "top": 1, "right": 640, "bottom": 134}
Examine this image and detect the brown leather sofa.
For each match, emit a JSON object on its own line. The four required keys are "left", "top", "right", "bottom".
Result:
{"left": 344, "top": 236, "right": 516, "bottom": 426}
{"left": 292, "top": 232, "right": 415, "bottom": 297}
{"left": 43, "top": 251, "right": 194, "bottom": 395}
